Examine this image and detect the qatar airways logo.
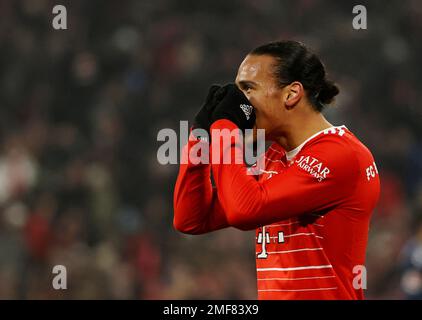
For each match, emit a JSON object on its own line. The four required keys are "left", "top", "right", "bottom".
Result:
{"left": 295, "top": 155, "right": 330, "bottom": 182}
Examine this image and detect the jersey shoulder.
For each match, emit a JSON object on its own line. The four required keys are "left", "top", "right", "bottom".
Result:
{"left": 301, "top": 126, "right": 380, "bottom": 188}
{"left": 305, "top": 126, "right": 374, "bottom": 162}
{"left": 295, "top": 127, "right": 362, "bottom": 183}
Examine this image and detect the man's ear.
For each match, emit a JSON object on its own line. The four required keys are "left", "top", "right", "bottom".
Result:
{"left": 284, "top": 82, "right": 303, "bottom": 109}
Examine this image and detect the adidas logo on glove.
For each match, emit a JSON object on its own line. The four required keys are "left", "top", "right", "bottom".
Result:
{"left": 239, "top": 104, "right": 254, "bottom": 120}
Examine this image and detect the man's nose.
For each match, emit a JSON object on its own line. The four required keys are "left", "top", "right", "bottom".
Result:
{"left": 241, "top": 89, "right": 252, "bottom": 101}
{"left": 245, "top": 92, "right": 255, "bottom": 106}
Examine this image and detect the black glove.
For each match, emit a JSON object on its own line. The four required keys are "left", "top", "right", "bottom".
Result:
{"left": 210, "top": 83, "right": 255, "bottom": 131}
{"left": 192, "top": 84, "right": 228, "bottom": 136}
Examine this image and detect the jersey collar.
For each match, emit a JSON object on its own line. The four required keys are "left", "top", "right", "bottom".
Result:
{"left": 285, "top": 125, "right": 347, "bottom": 161}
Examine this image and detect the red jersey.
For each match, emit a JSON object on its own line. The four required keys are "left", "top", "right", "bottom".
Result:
{"left": 173, "top": 119, "right": 380, "bottom": 300}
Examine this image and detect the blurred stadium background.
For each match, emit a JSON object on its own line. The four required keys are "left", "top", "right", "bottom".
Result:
{"left": 0, "top": 0, "right": 421, "bottom": 299}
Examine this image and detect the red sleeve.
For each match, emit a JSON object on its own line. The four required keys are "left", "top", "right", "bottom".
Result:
{"left": 210, "top": 119, "right": 360, "bottom": 231}
{"left": 173, "top": 132, "right": 229, "bottom": 234}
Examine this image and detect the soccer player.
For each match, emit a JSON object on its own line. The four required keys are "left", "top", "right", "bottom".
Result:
{"left": 173, "top": 41, "right": 380, "bottom": 299}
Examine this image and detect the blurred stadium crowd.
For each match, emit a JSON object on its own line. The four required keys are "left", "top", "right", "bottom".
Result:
{"left": 0, "top": 0, "right": 421, "bottom": 299}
